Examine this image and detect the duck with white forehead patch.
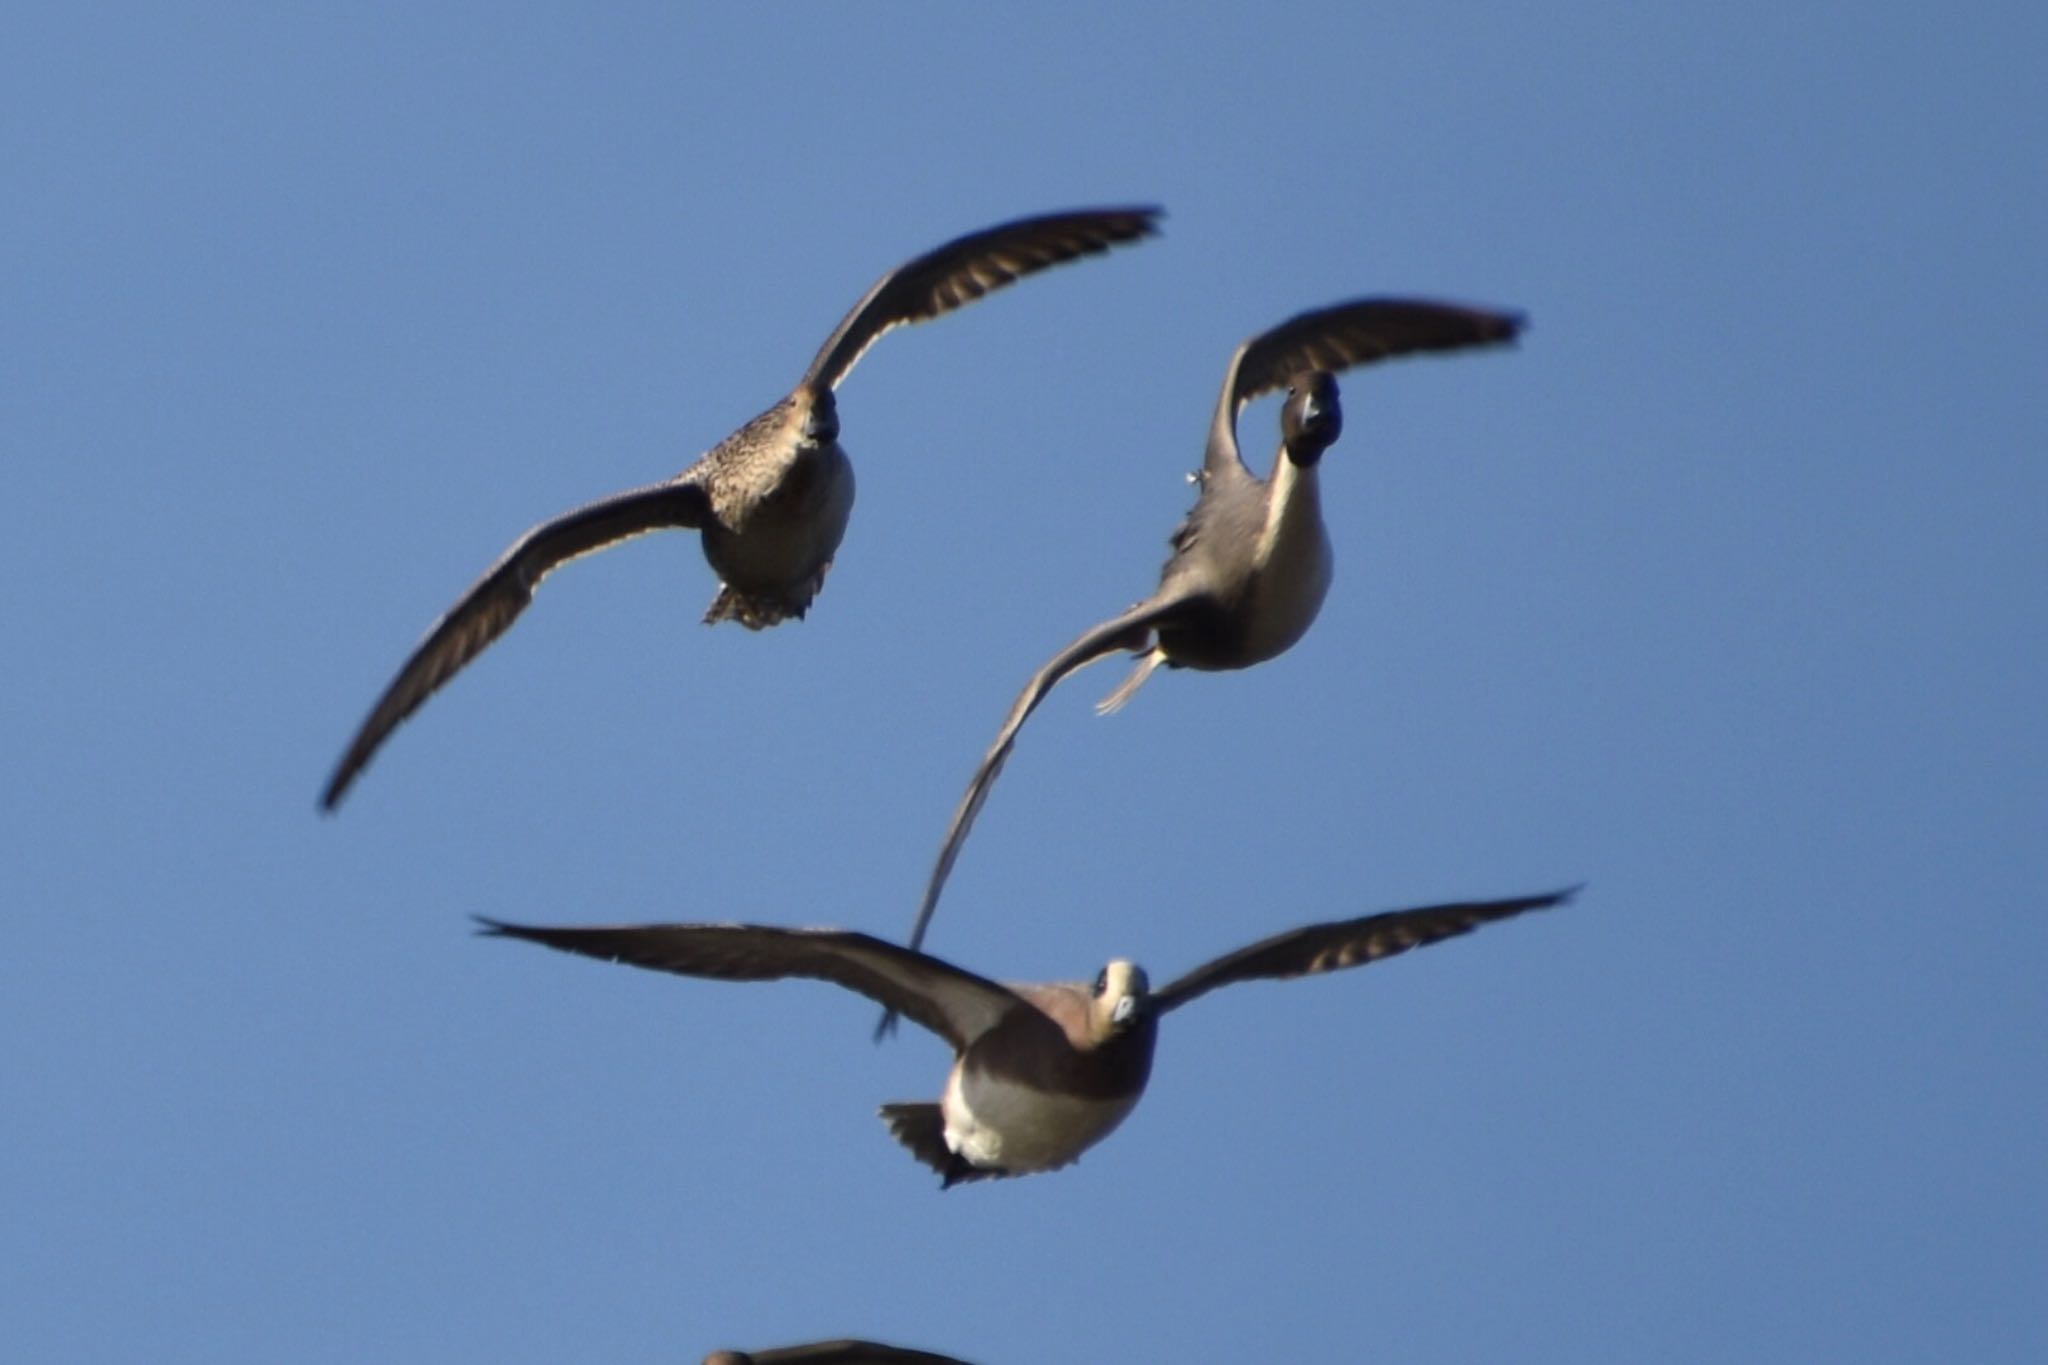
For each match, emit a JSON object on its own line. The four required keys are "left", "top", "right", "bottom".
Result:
{"left": 480, "top": 886, "right": 1572, "bottom": 1186}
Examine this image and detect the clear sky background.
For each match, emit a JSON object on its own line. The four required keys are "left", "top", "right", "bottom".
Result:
{"left": 6, "top": 5, "right": 2044, "bottom": 1362}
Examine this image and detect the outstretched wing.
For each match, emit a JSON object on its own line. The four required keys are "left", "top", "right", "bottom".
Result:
{"left": 478, "top": 918, "right": 1022, "bottom": 1052}
{"left": 321, "top": 480, "right": 711, "bottom": 810}
{"left": 800, "top": 206, "right": 1161, "bottom": 392}
{"left": 1153, "top": 887, "right": 1575, "bottom": 1015}
{"left": 706, "top": 1340, "right": 978, "bottom": 1365}
{"left": 1204, "top": 297, "right": 1525, "bottom": 479}
{"left": 907, "top": 593, "right": 1196, "bottom": 956}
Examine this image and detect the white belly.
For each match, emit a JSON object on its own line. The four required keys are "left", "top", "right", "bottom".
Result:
{"left": 943, "top": 1069, "right": 1138, "bottom": 1175}
{"left": 1222, "top": 456, "right": 1333, "bottom": 665}
{"left": 1236, "top": 514, "right": 1332, "bottom": 663}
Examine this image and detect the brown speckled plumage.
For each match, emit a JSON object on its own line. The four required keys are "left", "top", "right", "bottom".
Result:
{"left": 321, "top": 207, "right": 1160, "bottom": 810}
{"left": 478, "top": 887, "right": 1571, "bottom": 1186}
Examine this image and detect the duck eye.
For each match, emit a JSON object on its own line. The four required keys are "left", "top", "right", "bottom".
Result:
{"left": 1093, "top": 968, "right": 1109, "bottom": 995}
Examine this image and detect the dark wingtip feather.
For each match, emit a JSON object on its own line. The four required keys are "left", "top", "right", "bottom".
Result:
{"left": 318, "top": 757, "right": 358, "bottom": 812}
{"left": 1114, "top": 203, "right": 1166, "bottom": 235}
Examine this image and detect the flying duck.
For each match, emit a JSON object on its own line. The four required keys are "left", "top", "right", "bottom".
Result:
{"left": 703, "top": 1342, "right": 974, "bottom": 1365}
{"left": 904, "top": 298, "right": 1524, "bottom": 958}
{"left": 480, "top": 887, "right": 1571, "bottom": 1187}
{"left": 320, "top": 206, "right": 1161, "bottom": 810}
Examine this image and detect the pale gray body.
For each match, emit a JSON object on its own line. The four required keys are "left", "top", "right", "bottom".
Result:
{"left": 321, "top": 206, "right": 1161, "bottom": 810}
{"left": 479, "top": 886, "right": 1571, "bottom": 1187}
{"left": 903, "top": 298, "right": 1527, "bottom": 961}
{"left": 1140, "top": 433, "right": 1334, "bottom": 676}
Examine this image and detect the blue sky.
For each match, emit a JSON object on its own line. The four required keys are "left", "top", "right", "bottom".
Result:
{"left": 5, "top": 4, "right": 2045, "bottom": 1362}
